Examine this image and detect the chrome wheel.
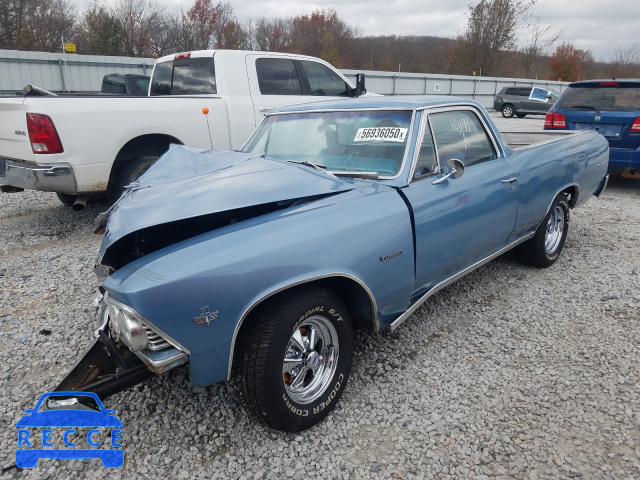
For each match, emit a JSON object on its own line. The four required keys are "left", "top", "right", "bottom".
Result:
{"left": 282, "top": 316, "right": 339, "bottom": 405}
{"left": 545, "top": 205, "right": 565, "bottom": 254}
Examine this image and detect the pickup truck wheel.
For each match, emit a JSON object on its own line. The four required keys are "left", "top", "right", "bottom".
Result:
{"left": 108, "top": 156, "right": 158, "bottom": 202}
{"left": 516, "top": 195, "right": 569, "bottom": 268}
{"left": 235, "top": 286, "right": 353, "bottom": 432}
{"left": 501, "top": 104, "right": 515, "bottom": 118}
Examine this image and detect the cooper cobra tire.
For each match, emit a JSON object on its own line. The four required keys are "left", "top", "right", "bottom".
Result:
{"left": 516, "top": 194, "right": 569, "bottom": 268}
{"left": 107, "top": 156, "right": 158, "bottom": 203}
{"left": 234, "top": 286, "right": 353, "bottom": 432}
{"left": 501, "top": 104, "right": 515, "bottom": 118}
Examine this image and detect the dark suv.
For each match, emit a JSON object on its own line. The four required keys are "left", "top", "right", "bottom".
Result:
{"left": 545, "top": 80, "right": 640, "bottom": 176}
{"left": 494, "top": 86, "right": 560, "bottom": 118}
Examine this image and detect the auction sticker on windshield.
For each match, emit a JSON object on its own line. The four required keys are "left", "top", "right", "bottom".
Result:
{"left": 354, "top": 127, "right": 408, "bottom": 142}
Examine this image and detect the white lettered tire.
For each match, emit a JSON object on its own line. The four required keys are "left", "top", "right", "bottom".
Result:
{"left": 235, "top": 286, "right": 353, "bottom": 432}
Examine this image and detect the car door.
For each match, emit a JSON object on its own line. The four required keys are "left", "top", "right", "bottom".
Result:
{"left": 402, "top": 108, "right": 519, "bottom": 294}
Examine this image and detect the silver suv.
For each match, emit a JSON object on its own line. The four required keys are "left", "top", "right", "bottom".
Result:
{"left": 494, "top": 87, "right": 560, "bottom": 118}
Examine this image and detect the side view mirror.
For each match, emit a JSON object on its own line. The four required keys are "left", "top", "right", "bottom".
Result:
{"left": 349, "top": 74, "right": 366, "bottom": 97}
{"left": 432, "top": 158, "right": 465, "bottom": 185}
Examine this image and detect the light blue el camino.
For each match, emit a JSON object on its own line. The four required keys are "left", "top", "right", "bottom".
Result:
{"left": 56, "top": 96, "right": 609, "bottom": 432}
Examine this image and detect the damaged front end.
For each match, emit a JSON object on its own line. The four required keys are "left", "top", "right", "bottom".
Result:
{"left": 54, "top": 290, "right": 190, "bottom": 400}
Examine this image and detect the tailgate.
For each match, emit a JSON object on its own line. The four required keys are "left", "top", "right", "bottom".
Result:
{"left": 569, "top": 111, "right": 640, "bottom": 150}
{"left": 0, "top": 97, "right": 35, "bottom": 162}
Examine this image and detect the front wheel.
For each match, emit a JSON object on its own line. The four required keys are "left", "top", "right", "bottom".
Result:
{"left": 516, "top": 194, "right": 569, "bottom": 268}
{"left": 234, "top": 286, "right": 353, "bottom": 432}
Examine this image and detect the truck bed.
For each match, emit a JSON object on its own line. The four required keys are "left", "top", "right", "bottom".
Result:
{"left": 501, "top": 130, "right": 588, "bottom": 151}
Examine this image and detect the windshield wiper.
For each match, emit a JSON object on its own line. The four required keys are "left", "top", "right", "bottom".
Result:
{"left": 286, "top": 160, "right": 337, "bottom": 178}
{"left": 569, "top": 104, "right": 601, "bottom": 115}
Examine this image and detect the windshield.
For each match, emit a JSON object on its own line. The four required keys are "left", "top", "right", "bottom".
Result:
{"left": 242, "top": 110, "right": 414, "bottom": 177}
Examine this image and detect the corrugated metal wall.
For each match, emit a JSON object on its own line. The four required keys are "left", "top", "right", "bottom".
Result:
{"left": 341, "top": 70, "right": 569, "bottom": 109}
{"left": 0, "top": 49, "right": 155, "bottom": 94}
{"left": 0, "top": 49, "right": 569, "bottom": 109}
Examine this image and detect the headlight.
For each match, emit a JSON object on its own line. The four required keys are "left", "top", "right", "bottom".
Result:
{"left": 106, "top": 298, "right": 149, "bottom": 352}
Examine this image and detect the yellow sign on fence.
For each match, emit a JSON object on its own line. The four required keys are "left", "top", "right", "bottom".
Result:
{"left": 64, "top": 43, "right": 76, "bottom": 53}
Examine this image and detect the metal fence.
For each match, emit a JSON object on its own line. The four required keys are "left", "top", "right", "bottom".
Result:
{"left": 0, "top": 49, "right": 569, "bottom": 109}
{"left": 0, "top": 49, "right": 155, "bottom": 94}
{"left": 341, "top": 70, "right": 569, "bottom": 109}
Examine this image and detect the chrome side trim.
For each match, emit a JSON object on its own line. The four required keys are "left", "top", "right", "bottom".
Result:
{"left": 595, "top": 174, "right": 609, "bottom": 197}
{"left": 389, "top": 233, "right": 535, "bottom": 331}
{"left": 226, "top": 272, "right": 378, "bottom": 380}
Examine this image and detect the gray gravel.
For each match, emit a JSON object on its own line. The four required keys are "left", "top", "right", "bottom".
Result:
{"left": 2, "top": 113, "right": 640, "bottom": 479}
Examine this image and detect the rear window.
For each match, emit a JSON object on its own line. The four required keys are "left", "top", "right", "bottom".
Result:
{"left": 504, "top": 87, "right": 531, "bottom": 97}
{"left": 555, "top": 84, "right": 640, "bottom": 112}
{"left": 150, "top": 57, "right": 216, "bottom": 95}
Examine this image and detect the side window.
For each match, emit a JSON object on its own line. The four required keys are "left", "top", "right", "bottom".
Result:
{"left": 256, "top": 58, "right": 303, "bottom": 95}
{"left": 299, "top": 60, "right": 349, "bottom": 97}
{"left": 429, "top": 110, "right": 496, "bottom": 168}
{"left": 413, "top": 126, "right": 438, "bottom": 180}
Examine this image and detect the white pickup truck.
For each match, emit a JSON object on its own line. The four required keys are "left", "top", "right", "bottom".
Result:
{"left": 0, "top": 49, "right": 365, "bottom": 209}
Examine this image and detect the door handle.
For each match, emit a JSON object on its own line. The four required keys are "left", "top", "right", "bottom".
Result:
{"left": 258, "top": 106, "right": 274, "bottom": 112}
{"left": 501, "top": 177, "right": 518, "bottom": 183}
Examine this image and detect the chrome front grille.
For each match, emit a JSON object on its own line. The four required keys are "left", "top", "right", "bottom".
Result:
{"left": 141, "top": 322, "right": 172, "bottom": 351}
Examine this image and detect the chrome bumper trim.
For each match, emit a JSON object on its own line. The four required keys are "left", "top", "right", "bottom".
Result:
{"left": 0, "top": 157, "right": 77, "bottom": 192}
{"left": 595, "top": 174, "right": 609, "bottom": 198}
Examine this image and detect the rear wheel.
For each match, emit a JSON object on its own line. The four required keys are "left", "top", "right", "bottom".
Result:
{"left": 516, "top": 194, "right": 569, "bottom": 268}
{"left": 235, "top": 286, "right": 353, "bottom": 432}
{"left": 56, "top": 192, "right": 77, "bottom": 207}
{"left": 107, "top": 156, "right": 157, "bottom": 202}
{"left": 501, "top": 104, "right": 515, "bottom": 118}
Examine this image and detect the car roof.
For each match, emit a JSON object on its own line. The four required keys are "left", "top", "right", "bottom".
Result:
{"left": 568, "top": 79, "right": 640, "bottom": 87}
{"left": 270, "top": 95, "right": 483, "bottom": 114}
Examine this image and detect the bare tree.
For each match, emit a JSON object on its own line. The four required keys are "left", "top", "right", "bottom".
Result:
{"left": 520, "top": 17, "right": 562, "bottom": 78}
{"left": 447, "top": 0, "right": 535, "bottom": 76}
{"left": 111, "top": 0, "right": 166, "bottom": 57}
{"left": 77, "top": 3, "right": 127, "bottom": 55}
{"left": 289, "top": 9, "right": 358, "bottom": 60}
{"left": 251, "top": 16, "right": 291, "bottom": 52}
{"left": 0, "top": 0, "right": 76, "bottom": 51}
{"left": 610, "top": 43, "right": 640, "bottom": 78}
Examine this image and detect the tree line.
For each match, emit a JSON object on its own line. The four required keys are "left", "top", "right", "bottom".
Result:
{"left": 1, "top": 0, "right": 638, "bottom": 81}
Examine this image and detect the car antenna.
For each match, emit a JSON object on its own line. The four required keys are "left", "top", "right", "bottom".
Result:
{"left": 202, "top": 107, "right": 214, "bottom": 150}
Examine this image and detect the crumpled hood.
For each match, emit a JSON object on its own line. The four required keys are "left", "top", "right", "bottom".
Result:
{"left": 101, "top": 144, "right": 355, "bottom": 251}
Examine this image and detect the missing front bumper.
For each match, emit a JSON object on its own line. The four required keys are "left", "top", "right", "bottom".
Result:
{"left": 53, "top": 329, "right": 155, "bottom": 400}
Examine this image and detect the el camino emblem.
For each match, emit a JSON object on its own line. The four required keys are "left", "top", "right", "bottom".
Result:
{"left": 380, "top": 250, "right": 402, "bottom": 262}
{"left": 194, "top": 307, "right": 218, "bottom": 326}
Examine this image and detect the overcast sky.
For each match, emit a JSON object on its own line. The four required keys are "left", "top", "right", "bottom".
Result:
{"left": 89, "top": 0, "right": 639, "bottom": 62}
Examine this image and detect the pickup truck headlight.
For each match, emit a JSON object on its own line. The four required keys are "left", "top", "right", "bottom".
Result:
{"left": 106, "top": 297, "right": 149, "bottom": 352}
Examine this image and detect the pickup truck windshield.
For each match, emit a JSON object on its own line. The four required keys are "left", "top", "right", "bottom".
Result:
{"left": 242, "top": 110, "right": 413, "bottom": 177}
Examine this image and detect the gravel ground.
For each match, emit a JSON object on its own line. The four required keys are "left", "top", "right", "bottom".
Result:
{"left": 1, "top": 113, "right": 640, "bottom": 479}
